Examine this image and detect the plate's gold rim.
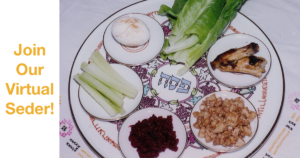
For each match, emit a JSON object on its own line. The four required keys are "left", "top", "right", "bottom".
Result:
{"left": 67, "top": 0, "right": 285, "bottom": 157}
{"left": 206, "top": 33, "right": 272, "bottom": 89}
{"left": 102, "top": 13, "right": 165, "bottom": 66}
{"left": 77, "top": 63, "right": 144, "bottom": 122}
{"left": 118, "top": 107, "right": 188, "bottom": 158}
{"left": 238, "top": 12, "right": 285, "bottom": 158}
{"left": 189, "top": 90, "right": 259, "bottom": 153}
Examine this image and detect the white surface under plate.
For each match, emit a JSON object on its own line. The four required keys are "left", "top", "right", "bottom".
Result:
{"left": 103, "top": 13, "right": 165, "bottom": 66}
{"left": 79, "top": 64, "right": 143, "bottom": 121}
{"left": 190, "top": 91, "right": 259, "bottom": 152}
{"left": 119, "top": 108, "right": 187, "bottom": 158}
{"left": 207, "top": 34, "right": 271, "bottom": 88}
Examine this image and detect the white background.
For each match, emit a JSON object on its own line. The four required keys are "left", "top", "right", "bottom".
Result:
{"left": 0, "top": 0, "right": 59, "bottom": 158}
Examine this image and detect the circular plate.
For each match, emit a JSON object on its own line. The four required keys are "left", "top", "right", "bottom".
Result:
{"left": 190, "top": 91, "right": 259, "bottom": 152}
{"left": 103, "top": 13, "right": 165, "bottom": 66}
{"left": 119, "top": 107, "right": 187, "bottom": 158}
{"left": 68, "top": 1, "right": 284, "bottom": 157}
{"left": 79, "top": 64, "right": 143, "bottom": 121}
{"left": 207, "top": 34, "right": 272, "bottom": 88}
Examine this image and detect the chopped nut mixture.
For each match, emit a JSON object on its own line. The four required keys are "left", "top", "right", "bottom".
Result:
{"left": 193, "top": 94, "right": 257, "bottom": 147}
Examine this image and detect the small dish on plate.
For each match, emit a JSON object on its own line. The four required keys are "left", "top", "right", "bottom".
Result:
{"left": 103, "top": 13, "right": 165, "bottom": 66}
{"left": 119, "top": 107, "right": 187, "bottom": 158}
{"left": 78, "top": 64, "right": 143, "bottom": 121}
{"left": 207, "top": 34, "right": 271, "bottom": 88}
{"left": 189, "top": 91, "right": 259, "bottom": 152}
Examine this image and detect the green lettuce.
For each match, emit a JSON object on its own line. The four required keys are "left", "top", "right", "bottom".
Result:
{"left": 164, "top": 0, "right": 225, "bottom": 54}
{"left": 158, "top": 0, "right": 246, "bottom": 75}
{"left": 184, "top": 0, "right": 225, "bottom": 43}
{"left": 168, "top": 0, "right": 210, "bottom": 45}
{"left": 158, "top": 0, "right": 188, "bottom": 25}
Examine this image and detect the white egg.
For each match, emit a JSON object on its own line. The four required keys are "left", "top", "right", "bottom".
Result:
{"left": 111, "top": 16, "right": 150, "bottom": 47}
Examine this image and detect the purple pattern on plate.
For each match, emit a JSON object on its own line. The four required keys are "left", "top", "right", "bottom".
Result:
{"left": 139, "top": 96, "right": 157, "bottom": 109}
{"left": 194, "top": 57, "right": 207, "bottom": 69}
{"left": 133, "top": 66, "right": 149, "bottom": 80}
{"left": 175, "top": 104, "right": 191, "bottom": 123}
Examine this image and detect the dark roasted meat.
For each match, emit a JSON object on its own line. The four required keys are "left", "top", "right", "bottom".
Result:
{"left": 210, "top": 43, "right": 267, "bottom": 78}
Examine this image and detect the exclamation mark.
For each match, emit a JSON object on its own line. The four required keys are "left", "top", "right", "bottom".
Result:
{"left": 51, "top": 102, "right": 54, "bottom": 114}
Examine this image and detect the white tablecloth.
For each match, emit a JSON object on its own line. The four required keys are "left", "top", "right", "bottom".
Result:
{"left": 60, "top": 0, "right": 300, "bottom": 157}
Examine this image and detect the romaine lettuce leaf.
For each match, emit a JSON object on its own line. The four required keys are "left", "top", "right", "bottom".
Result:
{"left": 158, "top": 0, "right": 188, "bottom": 25}
{"left": 177, "top": 0, "right": 246, "bottom": 75}
{"left": 184, "top": 0, "right": 225, "bottom": 43}
{"left": 169, "top": 0, "right": 210, "bottom": 45}
{"left": 164, "top": 0, "right": 225, "bottom": 54}
{"left": 159, "top": 0, "right": 246, "bottom": 75}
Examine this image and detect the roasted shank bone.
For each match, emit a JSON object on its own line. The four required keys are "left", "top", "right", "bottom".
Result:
{"left": 210, "top": 42, "right": 267, "bottom": 78}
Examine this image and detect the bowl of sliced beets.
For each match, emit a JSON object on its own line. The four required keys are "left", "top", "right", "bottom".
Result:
{"left": 118, "top": 107, "right": 187, "bottom": 158}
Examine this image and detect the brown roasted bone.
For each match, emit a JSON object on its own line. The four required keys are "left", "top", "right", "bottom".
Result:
{"left": 210, "top": 43, "right": 267, "bottom": 78}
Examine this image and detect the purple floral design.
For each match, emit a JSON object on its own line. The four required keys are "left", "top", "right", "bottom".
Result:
{"left": 163, "top": 26, "right": 172, "bottom": 36}
{"left": 188, "top": 132, "right": 196, "bottom": 144}
{"left": 194, "top": 57, "right": 207, "bottom": 69}
{"left": 139, "top": 96, "right": 156, "bottom": 109}
{"left": 185, "top": 130, "right": 203, "bottom": 149}
{"left": 199, "top": 82, "right": 217, "bottom": 96}
{"left": 161, "top": 20, "right": 173, "bottom": 37}
{"left": 175, "top": 104, "right": 191, "bottom": 123}
{"left": 133, "top": 66, "right": 149, "bottom": 80}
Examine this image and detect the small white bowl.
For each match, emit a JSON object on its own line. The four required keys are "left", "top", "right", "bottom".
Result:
{"left": 189, "top": 91, "right": 259, "bottom": 152}
{"left": 207, "top": 34, "right": 271, "bottom": 88}
{"left": 119, "top": 107, "right": 187, "bottom": 158}
{"left": 103, "top": 13, "right": 165, "bottom": 66}
{"left": 78, "top": 64, "right": 143, "bottom": 121}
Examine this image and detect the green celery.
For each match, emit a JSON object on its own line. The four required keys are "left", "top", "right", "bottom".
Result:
{"left": 81, "top": 62, "right": 138, "bottom": 99}
{"left": 73, "top": 74, "right": 118, "bottom": 117}
{"left": 78, "top": 72, "right": 123, "bottom": 107}
{"left": 90, "top": 51, "right": 140, "bottom": 91}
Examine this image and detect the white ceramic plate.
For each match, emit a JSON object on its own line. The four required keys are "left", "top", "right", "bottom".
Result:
{"left": 68, "top": 1, "right": 284, "bottom": 157}
{"left": 78, "top": 64, "right": 143, "bottom": 121}
{"left": 190, "top": 91, "right": 259, "bottom": 152}
{"left": 207, "top": 34, "right": 271, "bottom": 88}
{"left": 119, "top": 108, "right": 187, "bottom": 158}
{"left": 103, "top": 13, "right": 165, "bottom": 66}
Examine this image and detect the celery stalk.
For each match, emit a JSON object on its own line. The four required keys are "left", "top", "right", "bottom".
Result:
{"left": 81, "top": 62, "right": 138, "bottom": 98}
{"left": 90, "top": 51, "right": 140, "bottom": 91}
{"left": 111, "top": 88, "right": 124, "bottom": 100}
{"left": 78, "top": 72, "right": 123, "bottom": 107}
{"left": 73, "top": 74, "right": 118, "bottom": 117}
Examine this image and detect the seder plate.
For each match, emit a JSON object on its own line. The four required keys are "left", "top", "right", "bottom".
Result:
{"left": 68, "top": 0, "right": 284, "bottom": 157}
